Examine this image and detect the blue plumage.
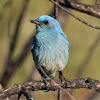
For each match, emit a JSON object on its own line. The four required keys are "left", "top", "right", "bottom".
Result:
{"left": 31, "top": 15, "right": 69, "bottom": 79}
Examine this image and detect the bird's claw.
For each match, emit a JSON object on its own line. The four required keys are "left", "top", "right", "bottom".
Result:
{"left": 41, "top": 77, "right": 53, "bottom": 92}
{"left": 60, "top": 76, "right": 67, "bottom": 88}
{"left": 41, "top": 77, "right": 47, "bottom": 84}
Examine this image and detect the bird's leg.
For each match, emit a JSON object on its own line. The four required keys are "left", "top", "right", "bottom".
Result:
{"left": 58, "top": 71, "right": 64, "bottom": 82}
{"left": 58, "top": 71, "right": 67, "bottom": 86}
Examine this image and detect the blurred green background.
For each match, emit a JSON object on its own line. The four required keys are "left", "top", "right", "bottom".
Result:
{"left": 0, "top": 0, "right": 100, "bottom": 100}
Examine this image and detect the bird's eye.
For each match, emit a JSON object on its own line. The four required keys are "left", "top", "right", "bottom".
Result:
{"left": 44, "top": 20, "right": 49, "bottom": 24}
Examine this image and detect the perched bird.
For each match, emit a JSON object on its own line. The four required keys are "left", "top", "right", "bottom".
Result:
{"left": 30, "top": 15, "right": 69, "bottom": 82}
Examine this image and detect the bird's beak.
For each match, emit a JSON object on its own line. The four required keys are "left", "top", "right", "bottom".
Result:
{"left": 30, "top": 20, "right": 41, "bottom": 25}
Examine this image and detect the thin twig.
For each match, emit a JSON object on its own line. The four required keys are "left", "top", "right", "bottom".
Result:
{"left": 58, "top": 89, "right": 62, "bottom": 100}
{"left": 18, "top": 86, "right": 34, "bottom": 100}
{"left": 0, "top": 84, "right": 9, "bottom": 100}
{"left": 58, "top": 70, "right": 62, "bottom": 100}
{"left": 95, "top": 0, "right": 100, "bottom": 5}
{"left": 59, "top": 0, "right": 100, "bottom": 18}
{"left": 50, "top": 0, "right": 100, "bottom": 30}
{"left": 54, "top": 0, "right": 58, "bottom": 19}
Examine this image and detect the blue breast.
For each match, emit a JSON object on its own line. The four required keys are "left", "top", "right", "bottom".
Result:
{"left": 31, "top": 31, "right": 69, "bottom": 77}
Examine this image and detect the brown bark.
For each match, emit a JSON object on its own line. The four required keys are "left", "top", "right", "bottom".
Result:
{"left": 0, "top": 77, "right": 100, "bottom": 100}
{"left": 58, "top": 0, "right": 100, "bottom": 18}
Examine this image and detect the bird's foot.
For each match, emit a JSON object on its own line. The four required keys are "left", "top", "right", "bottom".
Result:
{"left": 41, "top": 77, "right": 52, "bottom": 92}
{"left": 60, "top": 77, "right": 67, "bottom": 89}
{"left": 59, "top": 76, "right": 66, "bottom": 83}
{"left": 58, "top": 71, "right": 67, "bottom": 88}
{"left": 41, "top": 77, "right": 48, "bottom": 84}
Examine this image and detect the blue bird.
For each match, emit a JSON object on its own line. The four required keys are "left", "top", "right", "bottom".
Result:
{"left": 30, "top": 15, "right": 69, "bottom": 84}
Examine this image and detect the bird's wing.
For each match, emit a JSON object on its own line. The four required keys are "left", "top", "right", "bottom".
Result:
{"left": 31, "top": 36, "right": 36, "bottom": 54}
{"left": 60, "top": 32, "right": 69, "bottom": 50}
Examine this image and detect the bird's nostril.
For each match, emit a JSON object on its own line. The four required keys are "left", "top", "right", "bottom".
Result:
{"left": 30, "top": 20, "right": 34, "bottom": 23}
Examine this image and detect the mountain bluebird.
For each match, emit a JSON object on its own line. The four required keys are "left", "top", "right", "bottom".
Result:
{"left": 30, "top": 15, "right": 69, "bottom": 82}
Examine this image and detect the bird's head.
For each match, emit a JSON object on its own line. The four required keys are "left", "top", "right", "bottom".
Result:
{"left": 30, "top": 15, "right": 62, "bottom": 33}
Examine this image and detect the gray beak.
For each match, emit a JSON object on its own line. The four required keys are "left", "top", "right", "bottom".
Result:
{"left": 30, "top": 20, "right": 41, "bottom": 25}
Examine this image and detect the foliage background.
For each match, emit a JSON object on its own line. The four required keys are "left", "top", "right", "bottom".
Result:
{"left": 0, "top": 0, "right": 100, "bottom": 100}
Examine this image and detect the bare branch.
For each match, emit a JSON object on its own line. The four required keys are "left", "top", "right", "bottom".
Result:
{"left": 0, "top": 77, "right": 100, "bottom": 100}
{"left": 54, "top": 0, "right": 58, "bottom": 19}
{"left": 18, "top": 86, "right": 34, "bottom": 100}
{"left": 58, "top": 89, "right": 62, "bottom": 100}
{"left": 95, "top": 0, "right": 100, "bottom": 5}
{"left": 59, "top": 0, "right": 100, "bottom": 18}
{"left": 50, "top": 0, "right": 100, "bottom": 30}
{"left": 0, "top": 84, "right": 9, "bottom": 100}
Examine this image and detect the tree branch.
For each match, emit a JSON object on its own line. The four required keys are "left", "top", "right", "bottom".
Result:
{"left": 95, "top": 0, "right": 100, "bottom": 5}
{"left": 0, "top": 84, "right": 9, "bottom": 100}
{"left": 59, "top": 0, "right": 100, "bottom": 18}
{"left": 50, "top": 0, "right": 100, "bottom": 30}
{"left": 18, "top": 86, "right": 34, "bottom": 100}
{"left": 54, "top": 0, "right": 58, "bottom": 19}
{"left": 0, "top": 77, "right": 100, "bottom": 100}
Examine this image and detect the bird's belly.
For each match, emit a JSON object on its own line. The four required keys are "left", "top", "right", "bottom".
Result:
{"left": 34, "top": 44, "right": 69, "bottom": 74}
